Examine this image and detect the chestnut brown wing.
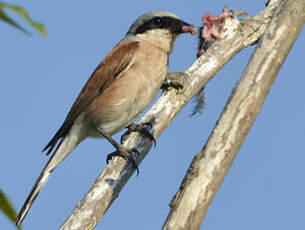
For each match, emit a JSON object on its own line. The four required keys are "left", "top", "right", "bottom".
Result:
{"left": 43, "top": 41, "right": 140, "bottom": 155}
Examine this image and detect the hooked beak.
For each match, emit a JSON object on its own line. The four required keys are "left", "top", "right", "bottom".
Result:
{"left": 180, "top": 21, "right": 198, "bottom": 35}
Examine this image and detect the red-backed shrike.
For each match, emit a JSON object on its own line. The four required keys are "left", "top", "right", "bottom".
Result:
{"left": 16, "top": 11, "right": 197, "bottom": 226}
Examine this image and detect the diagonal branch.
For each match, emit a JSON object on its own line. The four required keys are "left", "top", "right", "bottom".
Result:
{"left": 162, "top": 0, "right": 305, "bottom": 229}
{"left": 59, "top": 1, "right": 285, "bottom": 229}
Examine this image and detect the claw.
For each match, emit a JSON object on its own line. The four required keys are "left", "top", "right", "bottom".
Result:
{"left": 121, "top": 122, "right": 156, "bottom": 147}
{"left": 106, "top": 147, "right": 139, "bottom": 176}
{"left": 96, "top": 126, "right": 140, "bottom": 175}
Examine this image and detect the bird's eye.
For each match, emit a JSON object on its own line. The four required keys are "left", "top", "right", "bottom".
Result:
{"left": 154, "top": 17, "right": 162, "bottom": 24}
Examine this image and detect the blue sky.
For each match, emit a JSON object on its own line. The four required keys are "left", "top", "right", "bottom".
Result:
{"left": 1, "top": 1, "right": 304, "bottom": 229}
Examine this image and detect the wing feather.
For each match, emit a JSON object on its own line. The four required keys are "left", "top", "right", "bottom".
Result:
{"left": 43, "top": 41, "right": 140, "bottom": 155}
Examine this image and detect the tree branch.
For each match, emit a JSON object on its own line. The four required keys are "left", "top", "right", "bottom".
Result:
{"left": 59, "top": 1, "right": 286, "bottom": 229}
{"left": 162, "top": 0, "right": 305, "bottom": 229}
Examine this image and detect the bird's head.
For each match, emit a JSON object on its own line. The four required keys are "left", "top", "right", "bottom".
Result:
{"left": 126, "top": 11, "right": 197, "bottom": 53}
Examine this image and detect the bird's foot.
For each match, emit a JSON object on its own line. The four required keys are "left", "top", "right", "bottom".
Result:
{"left": 121, "top": 122, "right": 156, "bottom": 147}
{"left": 96, "top": 126, "right": 139, "bottom": 175}
{"left": 106, "top": 147, "right": 139, "bottom": 176}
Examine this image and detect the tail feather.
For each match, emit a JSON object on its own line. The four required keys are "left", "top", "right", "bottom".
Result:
{"left": 43, "top": 124, "right": 66, "bottom": 156}
{"left": 16, "top": 169, "right": 51, "bottom": 226}
{"left": 16, "top": 125, "right": 84, "bottom": 226}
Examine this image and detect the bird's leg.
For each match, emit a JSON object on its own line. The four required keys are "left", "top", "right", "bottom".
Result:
{"left": 121, "top": 122, "right": 156, "bottom": 147}
{"left": 96, "top": 127, "right": 139, "bottom": 175}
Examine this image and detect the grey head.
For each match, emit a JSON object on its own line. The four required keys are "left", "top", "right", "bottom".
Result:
{"left": 127, "top": 11, "right": 191, "bottom": 35}
{"left": 125, "top": 11, "right": 196, "bottom": 53}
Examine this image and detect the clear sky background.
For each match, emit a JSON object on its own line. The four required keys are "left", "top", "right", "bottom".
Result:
{"left": 1, "top": 1, "right": 304, "bottom": 229}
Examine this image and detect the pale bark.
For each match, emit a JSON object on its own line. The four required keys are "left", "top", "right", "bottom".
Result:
{"left": 59, "top": 0, "right": 299, "bottom": 229}
{"left": 162, "top": 0, "right": 305, "bottom": 229}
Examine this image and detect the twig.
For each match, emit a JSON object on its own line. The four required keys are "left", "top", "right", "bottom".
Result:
{"left": 59, "top": 1, "right": 284, "bottom": 229}
{"left": 162, "top": 0, "right": 305, "bottom": 229}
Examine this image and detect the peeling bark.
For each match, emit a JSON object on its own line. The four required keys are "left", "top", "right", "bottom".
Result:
{"left": 162, "top": 0, "right": 305, "bottom": 229}
{"left": 58, "top": 0, "right": 304, "bottom": 229}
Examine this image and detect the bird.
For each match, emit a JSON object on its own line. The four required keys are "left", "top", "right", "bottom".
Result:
{"left": 15, "top": 11, "right": 197, "bottom": 226}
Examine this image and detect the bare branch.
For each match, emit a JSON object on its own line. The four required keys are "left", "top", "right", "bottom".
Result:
{"left": 162, "top": 0, "right": 305, "bottom": 229}
{"left": 59, "top": 1, "right": 286, "bottom": 229}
